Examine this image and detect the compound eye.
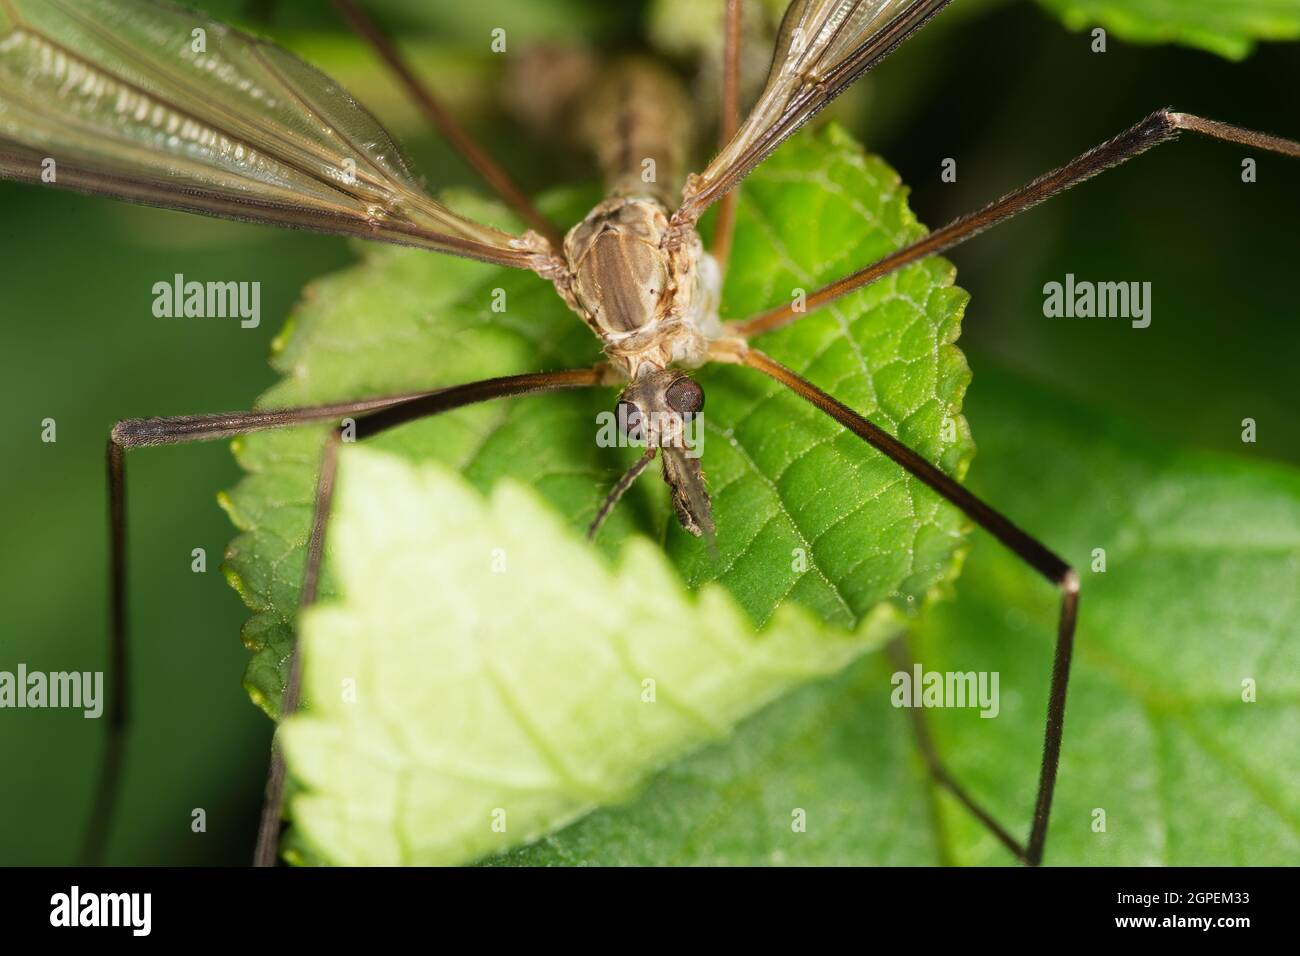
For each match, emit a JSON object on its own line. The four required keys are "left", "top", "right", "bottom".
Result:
{"left": 665, "top": 376, "right": 705, "bottom": 414}
{"left": 617, "top": 400, "right": 644, "bottom": 440}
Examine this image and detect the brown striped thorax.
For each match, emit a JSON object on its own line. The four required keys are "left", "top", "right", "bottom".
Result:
{"left": 539, "top": 56, "right": 730, "bottom": 388}
{"left": 558, "top": 196, "right": 722, "bottom": 383}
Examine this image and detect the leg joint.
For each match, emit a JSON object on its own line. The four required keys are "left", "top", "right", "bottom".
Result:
{"left": 109, "top": 420, "right": 136, "bottom": 450}
{"left": 1060, "top": 565, "right": 1080, "bottom": 597}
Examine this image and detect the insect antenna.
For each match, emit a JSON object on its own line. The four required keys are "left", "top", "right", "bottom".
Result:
{"left": 587, "top": 449, "right": 659, "bottom": 542}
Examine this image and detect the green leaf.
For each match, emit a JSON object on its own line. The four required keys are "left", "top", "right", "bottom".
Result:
{"left": 917, "top": 370, "right": 1300, "bottom": 865}
{"left": 221, "top": 123, "right": 974, "bottom": 718}
{"left": 279, "top": 449, "right": 902, "bottom": 866}
{"left": 493, "top": 650, "right": 943, "bottom": 865}
{"left": 1037, "top": 0, "right": 1300, "bottom": 59}
{"left": 504, "top": 370, "right": 1300, "bottom": 865}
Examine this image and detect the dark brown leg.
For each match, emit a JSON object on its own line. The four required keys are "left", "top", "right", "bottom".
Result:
{"left": 733, "top": 110, "right": 1300, "bottom": 337}
{"left": 85, "top": 369, "right": 603, "bottom": 866}
{"left": 329, "top": 0, "right": 564, "bottom": 249}
{"left": 81, "top": 440, "right": 130, "bottom": 866}
{"left": 251, "top": 430, "right": 342, "bottom": 868}
{"left": 711, "top": 0, "right": 743, "bottom": 274}
{"left": 742, "top": 348, "right": 1078, "bottom": 866}
{"left": 885, "top": 637, "right": 1024, "bottom": 860}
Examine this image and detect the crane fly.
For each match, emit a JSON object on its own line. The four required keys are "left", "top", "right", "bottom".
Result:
{"left": 2, "top": 0, "right": 1297, "bottom": 867}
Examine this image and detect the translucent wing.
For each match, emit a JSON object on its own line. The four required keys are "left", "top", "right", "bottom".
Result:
{"left": 677, "top": 0, "right": 952, "bottom": 223}
{"left": 0, "top": 0, "right": 552, "bottom": 269}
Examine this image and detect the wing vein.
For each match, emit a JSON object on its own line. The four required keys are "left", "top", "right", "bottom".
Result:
{"left": 0, "top": 0, "right": 545, "bottom": 269}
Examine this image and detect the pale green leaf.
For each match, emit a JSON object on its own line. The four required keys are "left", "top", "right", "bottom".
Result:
{"left": 279, "top": 448, "right": 902, "bottom": 866}
{"left": 491, "top": 651, "right": 942, "bottom": 866}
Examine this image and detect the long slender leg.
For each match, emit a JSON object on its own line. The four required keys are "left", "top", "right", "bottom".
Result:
{"left": 80, "top": 441, "right": 130, "bottom": 866}
{"left": 252, "top": 429, "right": 341, "bottom": 868}
{"left": 85, "top": 369, "right": 603, "bottom": 865}
{"left": 885, "top": 636, "right": 1024, "bottom": 859}
{"left": 741, "top": 348, "right": 1078, "bottom": 866}
{"left": 711, "top": 0, "right": 744, "bottom": 274}
{"left": 733, "top": 109, "right": 1300, "bottom": 337}
{"left": 329, "top": 0, "right": 564, "bottom": 249}
{"left": 86, "top": 396, "right": 416, "bottom": 864}
{"left": 253, "top": 369, "right": 608, "bottom": 864}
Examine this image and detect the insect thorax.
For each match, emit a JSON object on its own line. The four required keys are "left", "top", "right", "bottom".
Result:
{"left": 558, "top": 196, "right": 720, "bottom": 382}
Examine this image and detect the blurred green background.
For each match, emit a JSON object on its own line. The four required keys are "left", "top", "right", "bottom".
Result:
{"left": 1, "top": 0, "right": 1296, "bottom": 865}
